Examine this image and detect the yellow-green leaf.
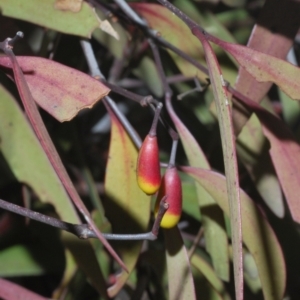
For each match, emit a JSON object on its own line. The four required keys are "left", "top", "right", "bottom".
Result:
{"left": 164, "top": 227, "right": 196, "bottom": 300}
{"left": 0, "top": 85, "right": 108, "bottom": 296}
{"left": 0, "top": 0, "right": 100, "bottom": 38}
{"left": 183, "top": 166, "right": 286, "bottom": 300}
{"left": 104, "top": 106, "right": 151, "bottom": 297}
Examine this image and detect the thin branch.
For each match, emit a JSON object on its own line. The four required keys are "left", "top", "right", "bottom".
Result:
{"left": 80, "top": 39, "right": 104, "bottom": 80}
{"left": 149, "top": 36, "right": 180, "bottom": 173}
{"left": 156, "top": 36, "right": 209, "bottom": 76}
{"left": 169, "top": 139, "right": 179, "bottom": 167}
{"left": 109, "top": 0, "right": 245, "bottom": 112}
{"left": 114, "top": 0, "right": 148, "bottom": 27}
{"left": 177, "top": 78, "right": 208, "bottom": 100}
{"left": 148, "top": 38, "right": 179, "bottom": 142}
{"left": 118, "top": 74, "right": 199, "bottom": 89}
{"left": 80, "top": 39, "right": 143, "bottom": 148}
{"left": 188, "top": 226, "right": 204, "bottom": 259}
{"left": 0, "top": 197, "right": 168, "bottom": 241}
{"left": 148, "top": 37, "right": 179, "bottom": 144}
{"left": 114, "top": 0, "right": 250, "bottom": 123}
{"left": 110, "top": 0, "right": 209, "bottom": 76}
{"left": 104, "top": 95, "right": 143, "bottom": 148}
{"left": 148, "top": 38, "right": 172, "bottom": 98}
{"left": 149, "top": 102, "right": 163, "bottom": 137}
{"left": 151, "top": 198, "right": 169, "bottom": 237}
{"left": 80, "top": 38, "right": 179, "bottom": 148}
{"left": 100, "top": 79, "right": 153, "bottom": 104}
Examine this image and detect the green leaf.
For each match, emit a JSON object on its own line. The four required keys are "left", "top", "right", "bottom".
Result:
{"left": 1, "top": 45, "right": 123, "bottom": 269}
{"left": 104, "top": 106, "right": 151, "bottom": 298}
{"left": 0, "top": 85, "right": 108, "bottom": 297}
{"left": 174, "top": 0, "right": 238, "bottom": 64}
{"left": 221, "top": 0, "right": 246, "bottom": 7}
{"left": 243, "top": 251, "right": 261, "bottom": 294}
{"left": 0, "top": 85, "right": 78, "bottom": 222}
{"left": 133, "top": 56, "right": 164, "bottom": 97}
{"left": 236, "top": 93, "right": 300, "bottom": 223}
{"left": 279, "top": 88, "right": 300, "bottom": 128}
{"left": 0, "top": 56, "right": 110, "bottom": 122}
{"left": 52, "top": 249, "right": 78, "bottom": 299}
{"left": 0, "top": 0, "right": 100, "bottom": 38}
{"left": 62, "top": 232, "right": 109, "bottom": 298}
{"left": 0, "top": 214, "right": 65, "bottom": 277}
{"left": 164, "top": 227, "right": 196, "bottom": 300}
{"left": 237, "top": 114, "right": 284, "bottom": 218}
{"left": 0, "top": 244, "right": 62, "bottom": 277}
{"left": 191, "top": 29, "right": 242, "bottom": 298}
{"left": 183, "top": 166, "right": 286, "bottom": 300}
{"left": 165, "top": 97, "right": 229, "bottom": 281}
{"left": 191, "top": 253, "right": 231, "bottom": 300}
{"left": 182, "top": 181, "right": 200, "bottom": 221}
{"left": 131, "top": 3, "right": 208, "bottom": 82}
{"left": 132, "top": 2, "right": 238, "bottom": 84}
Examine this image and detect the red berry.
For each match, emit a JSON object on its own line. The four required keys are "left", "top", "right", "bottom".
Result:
{"left": 155, "top": 166, "right": 182, "bottom": 228}
{"left": 137, "top": 135, "right": 161, "bottom": 195}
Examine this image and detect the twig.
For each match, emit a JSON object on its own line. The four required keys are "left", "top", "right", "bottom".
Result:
{"left": 110, "top": 0, "right": 209, "bottom": 76}
{"left": 177, "top": 78, "right": 208, "bottom": 100}
{"left": 80, "top": 39, "right": 104, "bottom": 79}
{"left": 100, "top": 79, "right": 153, "bottom": 104}
{"left": 151, "top": 198, "right": 169, "bottom": 237}
{"left": 149, "top": 45, "right": 179, "bottom": 144}
{"left": 149, "top": 102, "right": 163, "bottom": 137}
{"left": 81, "top": 38, "right": 180, "bottom": 148}
{"left": 114, "top": 0, "right": 251, "bottom": 126}
{"left": 105, "top": 95, "right": 143, "bottom": 148}
{"left": 0, "top": 197, "right": 168, "bottom": 241}
{"left": 188, "top": 226, "right": 204, "bottom": 259}
{"left": 114, "top": 0, "right": 148, "bottom": 27}
{"left": 148, "top": 38, "right": 179, "bottom": 142}
{"left": 148, "top": 38, "right": 172, "bottom": 98}
{"left": 80, "top": 39, "right": 143, "bottom": 148}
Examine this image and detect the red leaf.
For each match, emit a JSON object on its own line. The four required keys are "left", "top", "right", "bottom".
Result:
{"left": 0, "top": 278, "right": 47, "bottom": 300}
{"left": 231, "top": 0, "right": 300, "bottom": 133}
{"left": 211, "top": 38, "right": 300, "bottom": 102}
{"left": 234, "top": 89, "right": 300, "bottom": 223}
{"left": 0, "top": 56, "right": 110, "bottom": 122}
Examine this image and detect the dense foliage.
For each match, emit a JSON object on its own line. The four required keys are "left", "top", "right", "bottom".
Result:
{"left": 0, "top": 0, "right": 300, "bottom": 299}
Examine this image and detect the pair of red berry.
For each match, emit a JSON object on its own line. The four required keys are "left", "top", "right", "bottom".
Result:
{"left": 136, "top": 133, "right": 182, "bottom": 228}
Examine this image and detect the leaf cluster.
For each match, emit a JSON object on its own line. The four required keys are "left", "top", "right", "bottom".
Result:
{"left": 0, "top": 1, "right": 300, "bottom": 300}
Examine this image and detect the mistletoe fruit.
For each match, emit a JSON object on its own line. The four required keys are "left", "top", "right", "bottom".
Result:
{"left": 155, "top": 166, "right": 182, "bottom": 228}
{"left": 137, "top": 134, "right": 161, "bottom": 195}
